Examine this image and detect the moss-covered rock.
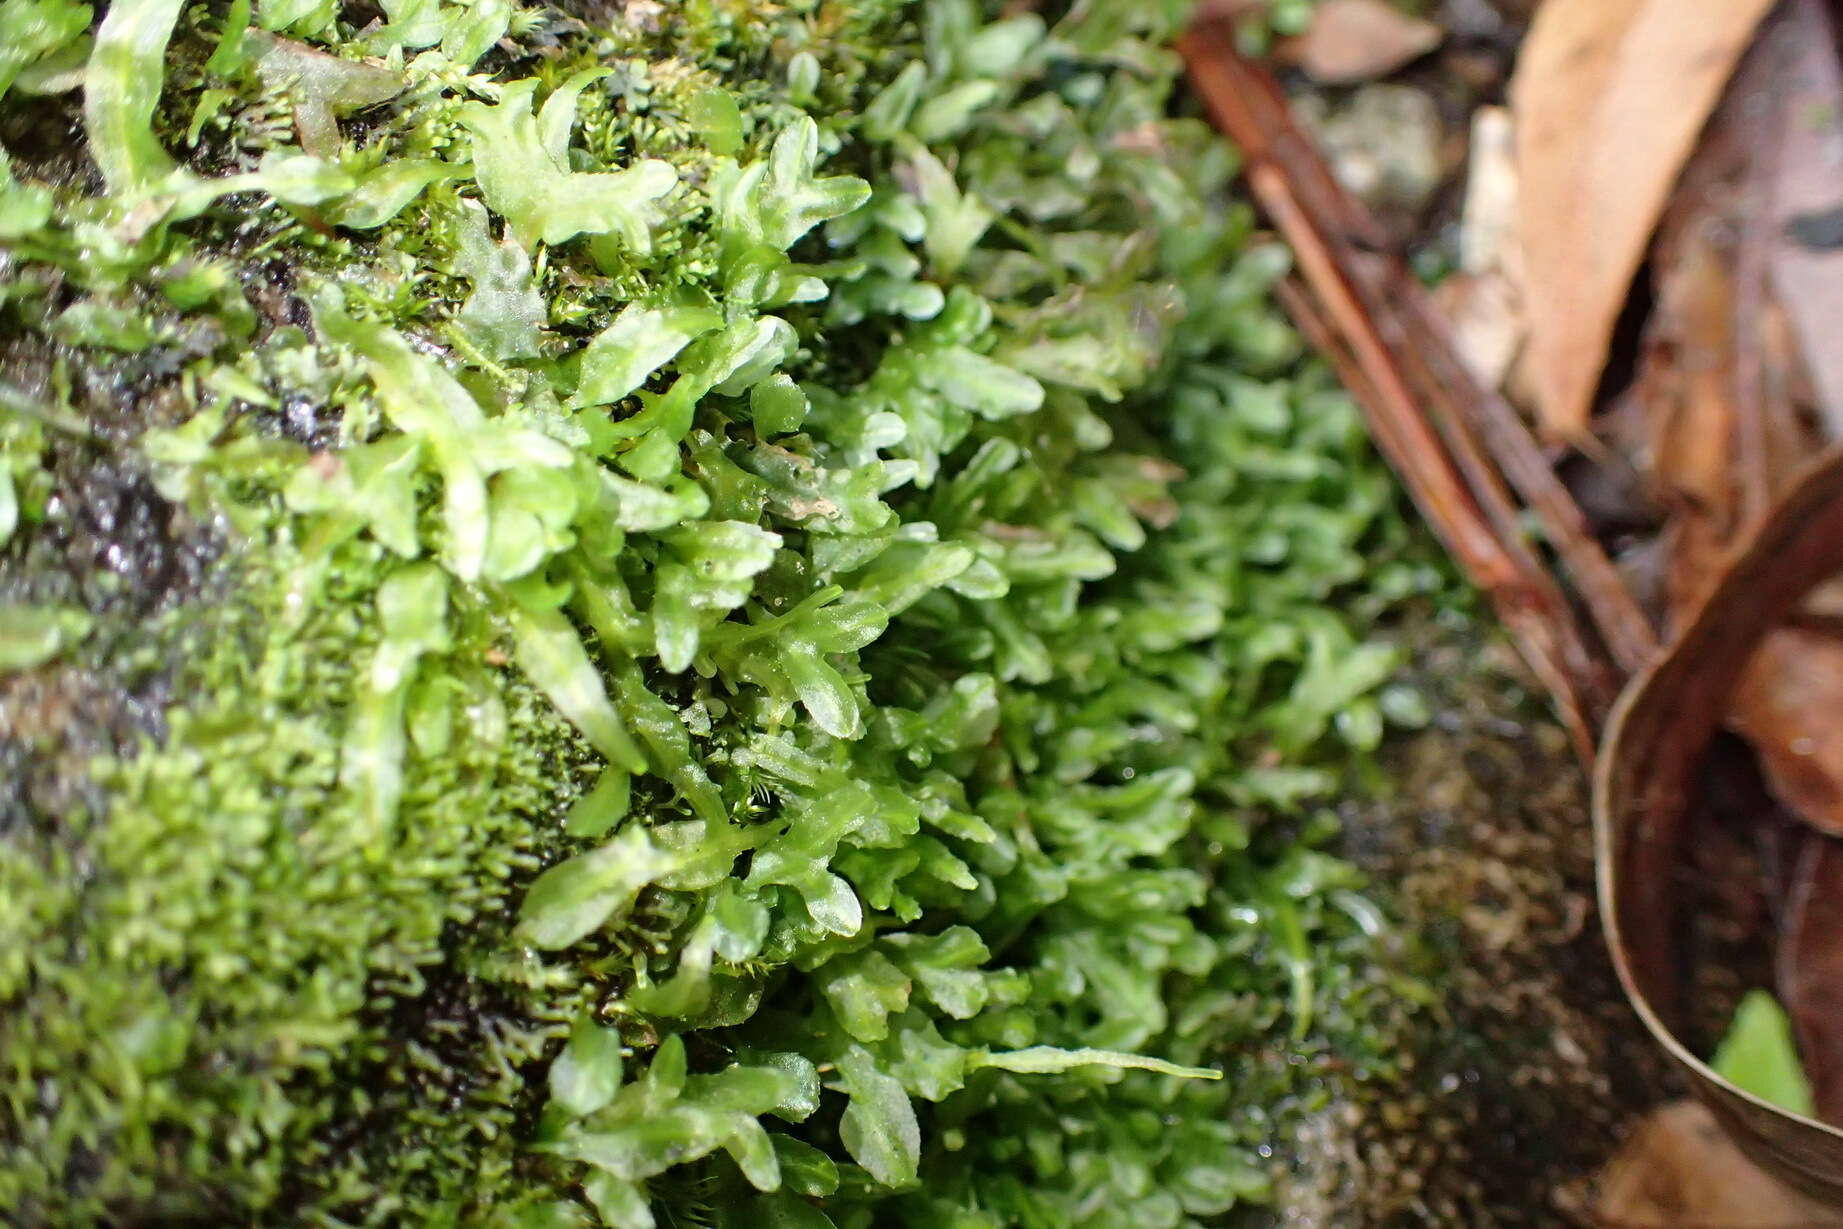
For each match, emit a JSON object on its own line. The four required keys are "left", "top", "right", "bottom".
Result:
{"left": 0, "top": 1, "right": 1446, "bottom": 1225}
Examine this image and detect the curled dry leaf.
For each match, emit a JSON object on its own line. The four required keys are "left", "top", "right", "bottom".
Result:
{"left": 1598, "top": 447, "right": 1843, "bottom": 1200}
{"left": 1274, "top": 0, "right": 1442, "bottom": 85}
{"left": 1511, "top": 0, "right": 1775, "bottom": 439}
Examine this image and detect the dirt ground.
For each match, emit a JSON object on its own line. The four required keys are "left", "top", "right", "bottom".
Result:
{"left": 1278, "top": 619, "right": 1669, "bottom": 1226}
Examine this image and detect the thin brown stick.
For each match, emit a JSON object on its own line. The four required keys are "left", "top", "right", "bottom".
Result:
{"left": 1278, "top": 279, "right": 1598, "bottom": 757}
{"left": 1203, "top": 62, "right": 1536, "bottom": 594}
{"left": 1403, "top": 296, "right": 1661, "bottom": 672}
{"left": 1187, "top": 25, "right": 1657, "bottom": 676}
{"left": 1256, "top": 166, "right": 1520, "bottom": 589}
{"left": 1179, "top": 18, "right": 1657, "bottom": 729}
{"left": 1206, "top": 39, "right": 1657, "bottom": 675}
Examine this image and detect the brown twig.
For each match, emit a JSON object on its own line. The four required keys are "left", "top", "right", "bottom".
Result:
{"left": 1256, "top": 169, "right": 1521, "bottom": 590}
{"left": 1277, "top": 277, "right": 1598, "bottom": 756}
{"left": 1401, "top": 296, "right": 1661, "bottom": 673}
{"left": 1202, "top": 43, "right": 1654, "bottom": 676}
{"left": 1179, "top": 18, "right": 1659, "bottom": 739}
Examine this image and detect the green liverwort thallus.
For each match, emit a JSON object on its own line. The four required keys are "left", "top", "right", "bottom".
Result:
{"left": 0, "top": 1, "right": 1453, "bottom": 1226}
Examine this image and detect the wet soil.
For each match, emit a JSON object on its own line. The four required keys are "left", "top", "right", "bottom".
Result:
{"left": 1279, "top": 619, "right": 1670, "bottom": 1226}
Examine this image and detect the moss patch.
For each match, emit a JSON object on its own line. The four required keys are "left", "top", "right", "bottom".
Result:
{"left": 0, "top": 1, "right": 1455, "bottom": 1226}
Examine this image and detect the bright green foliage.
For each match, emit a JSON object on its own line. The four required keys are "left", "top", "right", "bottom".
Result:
{"left": 1, "top": 535, "right": 596, "bottom": 1219}
{"left": 0, "top": 385, "right": 57, "bottom": 549}
{"left": 0, "top": 0, "right": 90, "bottom": 104}
{"left": 1713, "top": 990, "right": 1816, "bottom": 1117}
{"left": 0, "top": 0, "right": 1406, "bottom": 1225}
{"left": 461, "top": 75, "right": 677, "bottom": 251}
{"left": 539, "top": 1035, "right": 823, "bottom": 1218}
{"left": 82, "top": 0, "right": 186, "bottom": 191}
{"left": 0, "top": 601, "right": 90, "bottom": 668}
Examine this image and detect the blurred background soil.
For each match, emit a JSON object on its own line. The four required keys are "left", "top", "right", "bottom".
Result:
{"left": 1275, "top": 617, "right": 1668, "bottom": 1226}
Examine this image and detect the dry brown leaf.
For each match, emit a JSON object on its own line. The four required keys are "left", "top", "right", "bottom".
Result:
{"left": 1585, "top": 1100, "right": 1843, "bottom": 1227}
{"left": 1614, "top": 13, "right": 1843, "bottom": 851}
{"left": 1510, "top": 0, "right": 1775, "bottom": 440}
{"left": 1638, "top": 214, "right": 1740, "bottom": 618}
{"left": 1275, "top": 0, "right": 1442, "bottom": 85}
{"left": 1762, "top": 304, "right": 1821, "bottom": 484}
{"left": 1732, "top": 627, "right": 1843, "bottom": 840}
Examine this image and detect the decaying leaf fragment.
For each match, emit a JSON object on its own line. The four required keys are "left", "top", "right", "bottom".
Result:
{"left": 1598, "top": 448, "right": 1843, "bottom": 1200}
{"left": 247, "top": 30, "right": 402, "bottom": 156}
{"left": 1582, "top": 1100, "right": 1843, "bottom": 1228}
{"left": 1768, "top": 0, "right": 1843, "bottom": 436}
{"left": 1621, "top": 11, "right": 1843, "bottom": 859}
{"left": 1731, "top": 629, "right": 1843, "bottom": 839}
{"left": 1275, "top": 0, "right": 1441, "bottom": 85}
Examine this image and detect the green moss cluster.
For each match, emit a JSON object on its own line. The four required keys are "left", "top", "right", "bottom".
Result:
{"left": 0, "top": 0, "right": 1442, "bottom": 1226}
{"left": 3, "top": 531, "right": 597, "bottom": 1220}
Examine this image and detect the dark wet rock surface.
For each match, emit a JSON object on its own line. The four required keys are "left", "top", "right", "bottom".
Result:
{"left": 0, "top": 332, "right": 225, "bottom": 833}
{"left": 1275, "top": 620, "right": 1669, "bottom": 1226}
